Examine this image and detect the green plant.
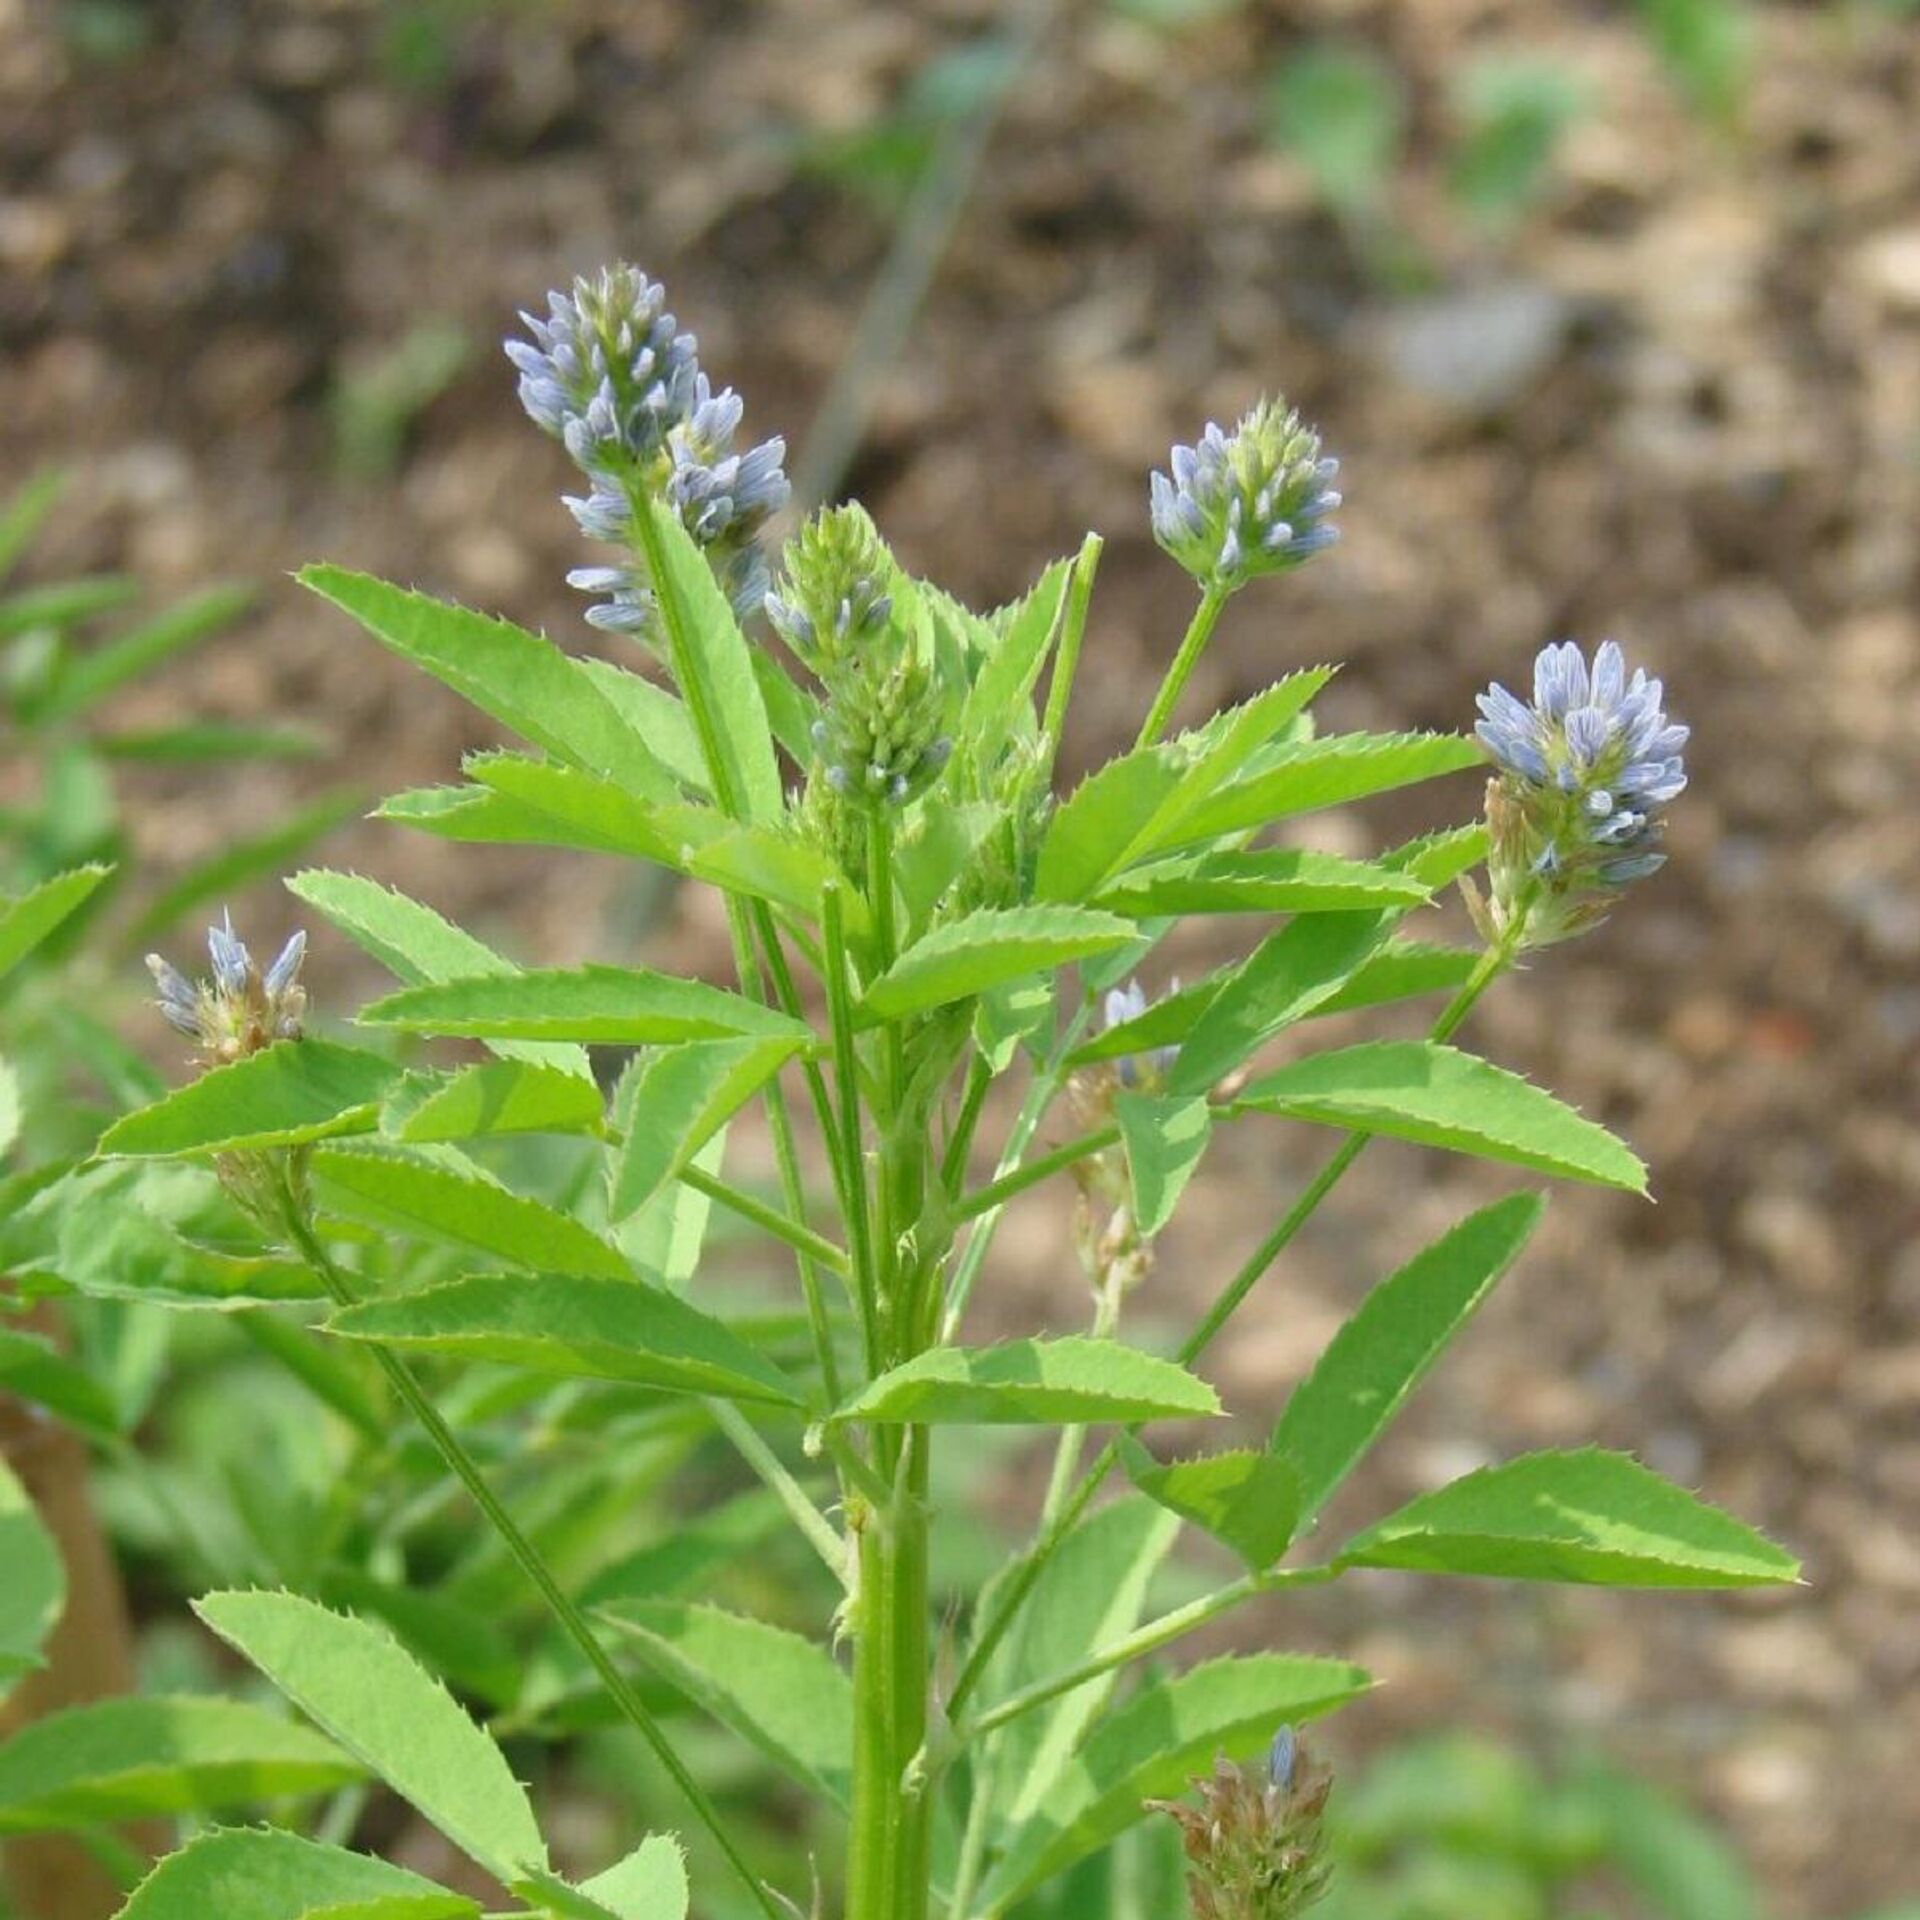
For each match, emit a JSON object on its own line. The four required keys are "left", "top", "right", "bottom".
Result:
{"left": 0, "top": 266, "right": 1795, "bottom": 1920}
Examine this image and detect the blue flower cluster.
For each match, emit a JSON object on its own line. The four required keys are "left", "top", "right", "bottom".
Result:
{"left": 507, "top": 266, "right": 789, "bottom": 638}
{"left": 148, "top": 912, "right": 307, "bottom": 1062}
{"left": 1150, "top": 401, "right": 1341, "bottom": 591}
{"left": 1475, "top": 640, "right": 1688, "bottom": 943}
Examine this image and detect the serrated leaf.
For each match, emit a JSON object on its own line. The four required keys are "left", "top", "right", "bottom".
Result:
{"left": 981, "top": 1497, "right": 1180, "bottom": 1828}
{"left": 464, "top": 754, "right": 679, "bottom": 863}
{"left": 1273, "top": 1195, "right": 1545, "bottom": 1523}
{"left": 1170, "top": 910, "right": 1392, "bottom": 1094}
{"left": 0, "top": 1461, "right": 63, "bottom": 1701}
{"left": 1069, "top": 975, "right": 1216, "bottom": 1070}
{"left": 595, "top": 1601, "right": 852, "bottom": 1807}
{"left": 313, "top": 1147, "right": 629, "bottom": 1280}
{"left": 359, "top": 967, "right": 814, "bottom": 1050}
{"left": 1236, "top": 1041, "right": 1648, "bottom": 1191}
{"left": 1307, "top": 939, "right": 1479, "bottom": 1019}
{"left": 1119, "top": 1438, "right": 1302, "bottom": 1569}
{"left": 327, "top": 1273, "right": 807, "bottom": 1408}
{"left": 288, "top": 870, "right": 590, "bottom": 1079}
{"left": 609, "top": 1038, "right": 801, "bottom": 1221}
{"left": 377, "top": 782, "right": 636, "bottom": 853}
{"left": 633, "top": 495, "right": 781, "bottom": 821}
{"left": 1113, "top": 1091, "right": 1212, "bottom": 1237}
{"left": 100, "top": 1040, "right": 397, "bottom": 1159}
{"left": 0, "top": 1697, "right": 360, "bottom": 1833}
{"left": 194, "top": 1589, "right": 547, "bottom": 1881}
{"left": 0, "top": 865, "right": 112, "bottom": 980}
{"left": 1337, "top": 1448, "right": 1801, "bottom": 1587}
{"left": 1170, "top": 731, "right": 1485, "bottom": 847}
{"left": 978, "top": 1653, "right": 1373, "bottom": 1909}
{"left": 833, "top": 1337, "right": 1219, "bottom": 1426}
{"left": 953, "top": 556, "right": 1071, "bottom": 773}
{"left": 383, "top": 1061, "right": 606, "bottom": 1143}
{"left": 299, "top": 566, "right": 678, "bottom": 803}
{"left": 114, "top": 1828, "right": 478, "bottom": 1920}
{"left": 574, "top": 659, "right": 707, "bottom": 794}
{"left": 579, "top": 1834, "right": 689, "bottom": 1920}
{"left": 860, "top": 907, "right": 1135, "bottom": 1023}
{"left": 1095, "top": 846, "right": 1430, "bottom": 917}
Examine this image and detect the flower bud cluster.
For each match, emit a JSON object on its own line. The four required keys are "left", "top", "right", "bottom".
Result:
{"left": 1151, "top": 401, "right": 1341, "bottom": 592}
{"left": 1473, "top": 639, "right": 1688, "bottom": 948}
{"left": 771, "top": 505, "right": 951, "bottom": 808}
{"left": 507, "top": 265, "right": 789, "bottom": 639}
{"left": 147, "top": 912, "right": 307, "bottom": 1067}
{"left": 1148, "top": 1731, "right": 1334, "bottom": 1920}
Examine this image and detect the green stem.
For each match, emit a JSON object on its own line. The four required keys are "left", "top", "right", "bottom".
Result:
{"left": 278, "top": 1188, "right": 780, "bottom": 1920}
{"left": 677, "top": 1163, "right": 849, "bottom": 1278}
{"left": 1039, "top": 533, "right": 1103, "bottom": 768}
{"left": 823, "top": 882, "right": 884, "bottom": 1376}
{"left": 1134, "top": 583, "right": 1229, "bottom": 749}
{"left": 953, "top": 1121, "right": 1118, "bottom": 1223}
{"left": 707, "top": 1397, "right": 848, "bottom": 1587}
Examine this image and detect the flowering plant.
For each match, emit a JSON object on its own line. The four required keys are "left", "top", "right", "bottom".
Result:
{"left": 2, "top": 265, "right": 1794, "bottom": 1920}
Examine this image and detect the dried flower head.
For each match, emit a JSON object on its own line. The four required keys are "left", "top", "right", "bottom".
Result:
{"left": 1151, "top": 401, "right": 1341, "bottom": 592}
{"left": 147, "top": 912, "right": 307, "bottom": 1066}
{"left": 1148, "top": 1731, "right": 1334, "bottom": 1920}
{"left": 1472, "top": 639, "right": 1688, "bottom": 947}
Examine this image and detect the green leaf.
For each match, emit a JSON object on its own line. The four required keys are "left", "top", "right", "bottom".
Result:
{"left": 194, "top": 1589, "right": 548, "bottom": 1882}
{"left": 1576, "top": 1761, "right": 1762, "bottom": 1920}
{"left": 299, "top": 566, "right": 678, "bottom": 803}
{"left": 575, "top": 659, "right": 707, "bottom": 794}
{"left": 0, "top": 467, "right": 67, "bottom": 582}
{"left": 115, "top": 1828, "right": 478, "bottom": 1920}
{"left": 0, "top": 1329, "right": 123, "bottom": 1436}
{"left": 383, "top": 1061, "right": 606, "bottom": 1143}
{"left": 953, "top": 556, "right": 1071, "bottom": 773}
{"left": 1170, "top": 909, "right": 1392, "bottom": 1095}
{"left": 0, "top": 1054, "right": 18, "bottom": 1161}
{"left": 1119, "top": 1438, "right": 1301, "bottom": 1569}
{"left": 633, "top": 495, "right": 781, "bottom": 821}
{"left": 41, "top": 583, "right": 255, "bottom": 723}
{"left": 1172, "top": 732, "right": 1484, "bottom": 846}
{"left": 360, "top": 967, "right": 814, "bottom": 1050}
{"left": 0, "top": 1461, "right": 63, "bottom": 1701}
{"left": 288, "top": 869, "right": 590, "bottom": 1078}
{"left": 978, "top": 1652, "right": 1373, "bottom": 1909}
{"left": 0, "top": 865, "right": 112, "bottom": 981}
{"left": 982, "top": 1496, "right": 1180, "bottom": 1828}
{"left": 1113, "top": 1091, "right": 1212, "bottom": 1237}
{"left": 0, "top": 1696, "right": 360, "bottom": 1833}
{"left": 595, "top": 1600, "right": 853, "bottom": 1808}
{"left": 1095, "top": 847, "right": 1429, "bottom": 918}
{"left": 100, "top": 1040, "right": 397, "bottom": 1158}
{"left": 1068, "top": 975, "right": 1215, "bottom": 1070}
{"left": 463, "top": 755, "right": 680, "bottom": 862}
{"left": 609, "top": 1038, "right": 801, "bottom": 1221}
{"left": 1236, "top": 1041, "right": 1648, "bottom": 1191}
{"left": 313, "top": 1147, "right": 630, "bottom": 1280}
{"left": 1307, "top": 939, "right": 1479, "bottom": 1019}
{"left": 327, "top": 1273, "right": 807, "bottom": 1409}
{"left": 834, "top": 1337, "right": 1220, "bottom": 1426}
{"left": 377, "top": 782, "right": 640, "bottom": 854}
{"left": 1337, "top": 1448, "right": 1801, "bottom": 1588}
{"left": 579, "top": 1835, "right": 690, "bottom": 1920}
{"left": 0, "top": 576, "right": 138, "bottom": 640}
{"left": 1272, "top": 1195, "right": 1545, "bottom": 1524}
{"left": 95, "top": 721, "right": 322, "bottom": 764}
{"left": 860, "top": 906, "right": 1135, "bottom": 1023}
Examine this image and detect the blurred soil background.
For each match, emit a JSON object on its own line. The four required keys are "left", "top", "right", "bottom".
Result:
{"left": 3, "top": 0, "right": 1918, "bottom": 1907}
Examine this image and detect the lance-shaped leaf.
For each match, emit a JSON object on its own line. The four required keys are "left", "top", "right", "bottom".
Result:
{"left": 360, "top": 966, "right": 814, "bottom": 1050}
{"left": 0, "top": 1329, "right": 123, "bottom": 1436}
{"left": 299, "top": 566, "right": 679, "bottom": 803}
{"left": 1170, "top": 731, "right": 1485, "bottom": 846}
{"left": 289, "top": 869, "right": 590, "bottom": 1079}
{"left": 860, "top": 907, "right": 1135, "bottom": 1024}
{"left": 833, "top": 1337, "right": 1219, "bottom": 1427}
{"left": 1236, "top": 1042, "right": 1648, "bottom": 1191}
{"left": 115, "top": 1828, "right": 478, "bottom": 1920}
{"left": 379, "top": 782, "right": 640, "bottom": 854}
{"left": 0, "top": 1697, "right": 361, "bottom": 1833}
{"left": 578, "top": 1835, "right": 690, "bottom": 1920}
{"left": 1119, "top": 1438, "right": 1302, "bottom": 1570}
{"left": 1337, "top": 1448, "right": 1801, "bottom": 1588}
{"left": 99, "top": 1040, "right": 396, "bottom": 1159}
{"left": 465, "top": 754, "right": 679, "bottom": 860}
{"left": 952, "top": 554, "right": 1073, "bottom": 774}
{"left": 978, "top": 1652, "right": 1373, "bottom": 1911}
{"left": 609, "top": 1038, "right": 801, "bottom": 1221}
{"left": 1306, "top": 939, "right": 1479, "bottom": 1019}
{"left": 633, "top": 495, "right": 781, "bottom": 821}
{"left": 595, "top": 1600, "right": 853, "bottom": 1808}
{"left": 1113, "top": 1091, "right": 1212, "bottom": 1237}
{"left": 313, "top": 1147, "right": 630, "bottom": 1281}
{"left": 0, "top": 1462, "right": 62, "bottom": 1702}
{"left": 1070, "top": 975, "right": 1216, "bottom": 1070}
{"left": 383, "top": 1060, "right": 607, "bottom": 1143}
{"left": 1170, "top": 910, "right": 1391, "bottom": 1095}
{"left": 328, "top": 1273, "right": 807, "bottom": 1409}
{"left": 0, "top": 864, "right": 112, "bottom": 980}
{"left": 1273, "top": 1194, "right": 1545, "bottom": 1524}
{"left": 194, "top": 1590, "right": 547, "bottom": 1883}
{"left": 1095, "top": 847, "right": 1430, "bottom": 918}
